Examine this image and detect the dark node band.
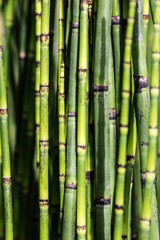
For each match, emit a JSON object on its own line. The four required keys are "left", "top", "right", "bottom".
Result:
{"left": 78, "top": 68, "right": 87, "bottom": 73}
{"left": 59, "top": 93, "right": 65, "bottom": 98}
{"left": 68, "top": 112, "right": 76, "bottom": 117}
{"left": 143, "top": 14, "right": 149, "bottom": 20}
{"left": 123, "top": 61, "right": 131, "bottom": 65}
{"left": 112, "top": 15, "right": 121, "bottom": 25}
{"left": 39, "top": 140, "right": 49, "bottom": 147}
{"left": 59, "top": 173, "right": 66, "bottom": 177}
{"left": 76, "top": 225, "right": 86, "bottom": 230}
{"left": 149, "top": 126, "right": 157, "bottom": 129}
{"left": 86, "top": 171, "right": 94, "bottom": 180}
{"left": 35, "top": 13, "right": 41, "bottom": 17}
{"left": 72, "top": 22, "right": 79, "bottom": 29}
{"left": 115, "top": 204, "right": 124, "bottom": 210}
{"left": 37, "top": 162, "right": 39, "bottom": 169}
{"left": 39, "top": 199, "right": 49, "bottom": 206}
{"left": 146, "top": 170, "right": 155, "bottom": 174}
{"left": 58, "top": 114, "right": 65, "bottom": 119}
{"left": 40, "top": 34, "right": 49, "bottom": 42}
{"left": 3, "top": 177, "right": 11, "bottom": 184}
{"left": 127, "top": 155, "right": 135, "bottom": 162}
{"left": 134, "top": 75, "right": 149, "bottom": 93}
{"left": 0, "top": 46, "right": 3, "bottom": 52}
{"left": 35, "top": 90, "right": 40, "bottom": 97}
{"left": 36, "top": 61, "right": 40, "bottom": 67}
{"left": 95, "top": 197, "right": 111, "bottom": 205}
{"left": 40, "top": 85, "right": 49, "bottom": 93}
{"left": 93, "top": 84, "right": 108, "bottom": 92}
{"left": 77, "top": 145, "right": 86, "bottom": 150}
{"left": 59, "top": 48, "right": 64, "bottom": 54}
{"left": 122, "top": 89, "right": 131, "bottom": 94}
{"left": 66, "top": 184, "right": 77, "bottom": 189}
{"left": 122, "top": 235, "right": 127, "bottom": 239}
{"left": 141, "top": 141, "right": 148, "bottom": 146}
{"left": 36, "top": 35, "right": 40, "bottom": 41}
{"left": 141, "top": 218, "right": 151, "bottom": 225}
{"left": 120, "top": 124, "right": 128, "bottom": 128}
{"left": 59, "top": 18, "right": 64, "bottom": 22}
{"left": 109, "top": 108, "right": 116, "bottom": 120}
{"left": 0, "top": 108, "right": 8, "bottom": 115}
{"left": 117, "top": 164, "right": 126, "bottom": 169}
{"left": 59, "top": 142, "right": 66, "bottom": 146}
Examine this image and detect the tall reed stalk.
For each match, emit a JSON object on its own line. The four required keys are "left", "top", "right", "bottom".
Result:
{"left": 39, "top": 0, "right": 50, "bottom": 238}
{"left": 0, "top": 35, "right": 13, "bottom": 240}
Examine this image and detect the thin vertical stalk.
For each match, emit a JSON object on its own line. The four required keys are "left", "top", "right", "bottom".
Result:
{"left": 39, "top": 0, "right": 50, "bottom": 238}
{"left": 143, "top": 0, "right": 149, "bottom": 55}
{"left": 58, "top": 0, "right": 65, "bottom": 230}
{"left": 0, "top": 135, "right": 3, "bottom": 239}
{"left": 122, "top": 100, "right": 137, "bottom": 239}
{"left": 108, "top": 41, "right": 116, "bottom": 219}
{"left": 62, "top": 0, "right": 80, "bottom": 238}
{"left": 50, "top": 0, "right": 60, "bottom": 238}
{"left": 35, "top": 0, "right": 41, "bottom": 173}
{"left": 131, "top": 144, "right": 142, "bottom": 239}
{"left": 113, "top": 0, "right": 136, "bottom": 238}
{"left": 112, "top": 0, "right": 122, "bottom": 126}
{"left": 0, "top": 38, "right": 13, "bottom": 240}
{"left": 132, "top": 0, "right": 150, "bottom": 189}
{"left": 58, "top": 60, "right": 65, "bottom": 233}
{"left": 77, "top": 0, "right": 88, "bottom": 239}
{"left": 151, "top": 185, "right": 159, "bottom": 240}
{"left": 86, "top": 1, "right": 94, "bottom": 239}
{"left": 139, "top": 0, "right": 160, "bottom": 238}
{"left": 93, "top": 0, "right": 112, "bottom": 238}
{"left": 157, "top": 55, "right": 160, "bottom": 236}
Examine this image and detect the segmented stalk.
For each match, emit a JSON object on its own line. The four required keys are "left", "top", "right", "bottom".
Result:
{"left": 50, "top": 0, "right": 60, "bottom": 238}
{"left": 108, "top": 41, "right": 116, "bottom": 219}
{"left": 58, "top": 0, "right": 65, "bottom": 229}
{"left": 77, "top": 1, "right": 88, "bottom": 239}
{"left": 143, "top": 0, "right": 149, "bottom": 54}
{"left": 132, "top": 0, "right": 150, "bottom": 189}
{"left": 39, "top": 0, "right": 50, "bottom": 238}
{"left": 0, "top": 38, "right": 13, "bottom": 240}
{"left": 131, "top": 144, "right": 142, "bottom": 239}
{"left": 35, "top": 0, "right": 41, "bottom": 172}
{"left": 93, "top": 0, "right": 112, "bottom": 238}
{"left": 58, "top": 60, "right": 65, "bottom": 233}
{"left": 112, "top": 0, "right": 122, "bottom": 125}
{"left": 139, "top": 0, "right": 160, "bottom": 238}
{"left": 62, "top": 0, "right": 80, "bottom": 238}
{"left": 113, "top": 0, "right": 136, "bottom": 238}
{"left": 122, "top": 100, "right": 137, "bottom": 239}
{"left": 0, "top": 135, "right": 3, "bottom": 238}
{"left": 86, "top": 1, "right": 94, "bottom": 239}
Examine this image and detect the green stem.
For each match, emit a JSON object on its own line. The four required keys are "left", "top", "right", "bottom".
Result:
{"left": 77, "top": 1, "right": 88, "bottom": 239}
{"left": 113, "top": 0, "right": 136, "bottom": 238}
{"left": 139, "top": 0, "right": 160, "bottom": 239}
{"left": 0, "top": 38, "right": 13, "bottom": 240}
{"left": 39, "top": 0, "right": 50, "bottom": 238}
